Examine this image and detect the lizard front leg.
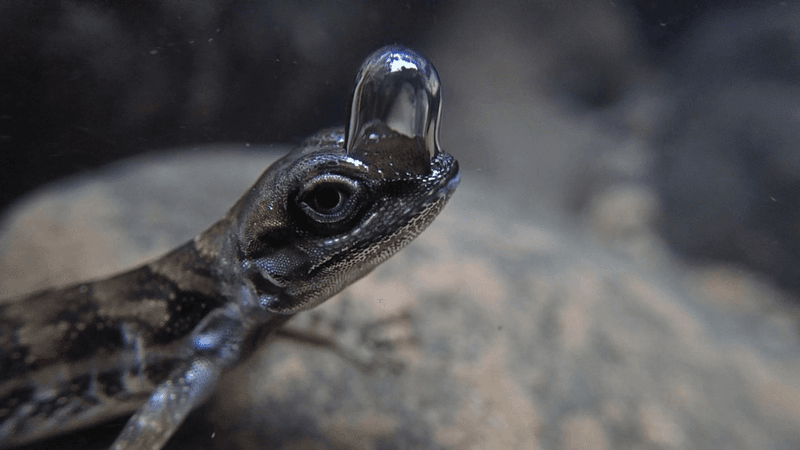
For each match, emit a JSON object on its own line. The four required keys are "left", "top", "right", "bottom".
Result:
{"left": 110, "top": 358, "right": 220, "bottom": 450}
{"left": 111, "top": 307, "right": 246, "bottom": 450}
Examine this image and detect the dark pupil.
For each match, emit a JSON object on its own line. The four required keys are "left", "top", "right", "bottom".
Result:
{"left": 310, "top": 186, "right": 344, "bottom": 212}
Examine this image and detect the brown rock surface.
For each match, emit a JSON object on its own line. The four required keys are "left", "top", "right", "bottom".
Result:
{"left": 3, "top": 146, "right": 800, "bottom": 450}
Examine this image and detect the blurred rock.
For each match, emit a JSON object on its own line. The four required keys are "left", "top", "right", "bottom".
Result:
{"left": 585, "top": 183, "right": 665, "bottom": 263}
{"left": 3, "top": 148, "right": 800, "bottom": 450}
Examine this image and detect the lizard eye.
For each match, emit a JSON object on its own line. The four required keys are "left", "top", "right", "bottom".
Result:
{"left": 298, "top": 175, "right": 363, "bottom": 224}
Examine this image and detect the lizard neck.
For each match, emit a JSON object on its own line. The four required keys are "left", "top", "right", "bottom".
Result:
{"left": 188, "top": 209, "right": 295, "bottom": 355}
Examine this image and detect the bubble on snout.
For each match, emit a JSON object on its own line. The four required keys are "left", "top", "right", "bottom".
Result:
{"left": 345, "top": 46, "right": 443, "bottom": 177}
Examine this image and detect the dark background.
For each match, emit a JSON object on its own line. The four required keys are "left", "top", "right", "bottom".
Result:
{"left": 0, "top": 0, "right": 448, "bottom": 210}
{"left": 0, "top": 0, "right": 736, "bottom": 209}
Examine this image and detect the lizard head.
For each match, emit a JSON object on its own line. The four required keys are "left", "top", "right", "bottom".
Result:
{"left": 235, "top": 46, "right": 460, "bottom": 314}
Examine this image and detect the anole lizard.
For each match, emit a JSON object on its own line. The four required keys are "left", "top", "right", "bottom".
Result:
{"left": 0, "top": 46, "right": 460, "bottom": 449}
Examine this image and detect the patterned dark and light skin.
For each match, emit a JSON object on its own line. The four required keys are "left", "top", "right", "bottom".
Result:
{"left": 0, "top": 46, "right": 459, "bottom": 450}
